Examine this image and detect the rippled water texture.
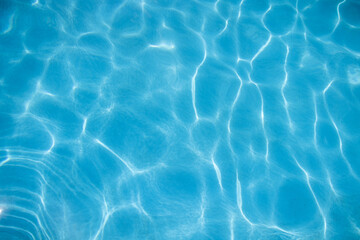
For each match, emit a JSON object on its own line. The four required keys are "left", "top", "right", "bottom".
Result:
{"left": 1, "top": 0, "right": 360, "bottom": 239}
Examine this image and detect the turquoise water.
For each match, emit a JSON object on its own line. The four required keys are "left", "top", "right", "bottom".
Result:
{"left": 1, "top": 0, "right": 360, "bottom": 239}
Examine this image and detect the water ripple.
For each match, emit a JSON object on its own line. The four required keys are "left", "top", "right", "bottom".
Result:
{"left": 1, "top": 0, "right": 360, "bottom": 239}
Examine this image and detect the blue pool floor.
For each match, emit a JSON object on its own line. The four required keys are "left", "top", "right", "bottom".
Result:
{"left": 1, "top": 0, "right": 360, "bottom": 239}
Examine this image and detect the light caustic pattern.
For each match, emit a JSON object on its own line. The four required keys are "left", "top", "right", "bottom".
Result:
{"left": 1, "top": 0, "right": 360, "bottom": 239}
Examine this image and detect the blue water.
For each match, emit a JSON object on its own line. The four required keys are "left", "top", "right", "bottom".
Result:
{"left": 1, "top": 0, "right": 360, "bottom": 239}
